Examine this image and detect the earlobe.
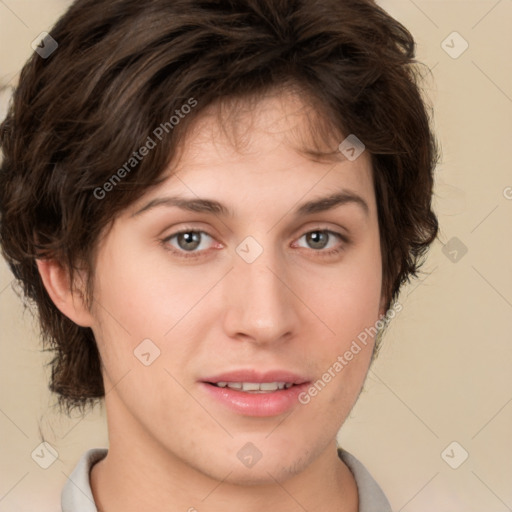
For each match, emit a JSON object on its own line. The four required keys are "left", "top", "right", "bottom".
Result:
{"left": 36, "top": 258, "right": 94, "bottom": 328}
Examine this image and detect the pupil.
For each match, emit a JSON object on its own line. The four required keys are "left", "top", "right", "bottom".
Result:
{"left": 308, "top": 231, "right": 327, "bottom": 249}
{"left": 179, "top": 232, "right": 200, "bottom": 250}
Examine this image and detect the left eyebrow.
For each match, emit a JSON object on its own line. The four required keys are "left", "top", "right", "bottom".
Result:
{"left": 131, "top": 190, "right": 369, "bottom": 219}
{"left": 293, "top": 190, "right": 369, "bottom": 218}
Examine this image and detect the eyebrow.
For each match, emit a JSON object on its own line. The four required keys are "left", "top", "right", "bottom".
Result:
{"left": 131, "top": 190, "right": 369, "bottom": 219}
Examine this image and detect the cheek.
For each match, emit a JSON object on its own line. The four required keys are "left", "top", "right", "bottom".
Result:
{"left": 314, "top": 246, "right": 383, "bottom": 343}
{"left": 92, "top": 244, "right": 197, "bottom": 338}
{"left": 301, "top": 241, "right": 382, "bottom": 404}
{"left": 338, "top": 269, "right": 382, "bottom": 333}
{"left": 90, "top": 245, "right": 221, "bottom": 387}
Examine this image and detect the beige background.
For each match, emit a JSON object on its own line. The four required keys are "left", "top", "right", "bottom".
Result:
{"left": 1, "top": 1, "right": 511, "bottom": 510}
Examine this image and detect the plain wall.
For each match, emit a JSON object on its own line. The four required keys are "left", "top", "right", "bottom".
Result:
{"left": 1, "top": 1, "right": 511, "bottom": 510}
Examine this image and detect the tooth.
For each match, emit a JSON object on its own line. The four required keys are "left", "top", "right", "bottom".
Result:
{"left": 241, "top": 382, "right": 261, "bottom": 391}
{"left": 216, "top": 381, "right": 294, "bottom": 392}
{"left": 260, "top": 382, "right": 280, "bottom": 391}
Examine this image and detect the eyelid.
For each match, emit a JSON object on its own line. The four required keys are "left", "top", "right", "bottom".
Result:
{"left": 160, "top": 223, "right": 350, "bottom": 259}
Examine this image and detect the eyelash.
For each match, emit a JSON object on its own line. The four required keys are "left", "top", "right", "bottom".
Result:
{"left": 160, "top": 226, "right": 350, "bottom": 260}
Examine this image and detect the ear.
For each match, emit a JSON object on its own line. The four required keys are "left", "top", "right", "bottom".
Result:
{"left": 36, "top": 258, "right": 95, "bottom": 328}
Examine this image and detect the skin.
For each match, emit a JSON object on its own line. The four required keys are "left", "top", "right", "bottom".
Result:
{"left": 38, "top": 90, "right": 387, "bottom": 512}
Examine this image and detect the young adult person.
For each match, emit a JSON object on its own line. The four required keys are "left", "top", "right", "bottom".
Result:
{"left": 0, "top": 0, "right": 438, "bottom": 510}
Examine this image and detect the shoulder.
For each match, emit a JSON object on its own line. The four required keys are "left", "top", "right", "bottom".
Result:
{"left": 61, "top": 448, "right": 107, "bottom": 512}
{"left": 337, "top": 447, "right": 392, "bottom": 512}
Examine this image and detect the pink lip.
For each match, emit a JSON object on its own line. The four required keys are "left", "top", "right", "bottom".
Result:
{"left": 201, "top": 369, "right": 310, "bottom": 385}
{"left": 199, "top": 369, "right": 311, "bottom": 417}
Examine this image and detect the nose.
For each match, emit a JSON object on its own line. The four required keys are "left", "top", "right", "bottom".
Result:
{"left": 222, "top": 237, "right": 299, "bottom": 347}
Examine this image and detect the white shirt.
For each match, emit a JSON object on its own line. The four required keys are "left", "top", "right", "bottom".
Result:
{"left": 61, "top": 447, "right": 391, "bottom": 511}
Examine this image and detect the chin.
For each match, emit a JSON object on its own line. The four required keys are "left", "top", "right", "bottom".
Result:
{"left": 222, "top": 464, "right": 301, "bottom": 486}
{"left": 192, "top": 445, "right": 308, "bottom": 485}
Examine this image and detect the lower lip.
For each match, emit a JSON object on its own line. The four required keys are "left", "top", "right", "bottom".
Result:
{"left": 200, "top": 382, "right": 310, "bottom": 417}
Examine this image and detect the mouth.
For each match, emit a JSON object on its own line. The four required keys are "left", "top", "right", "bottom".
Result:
{"left": 199, "top": 369, "right": 311, "bottom": 416}
{"left": 205, "top": 381, "right": 296, "bottom": 393}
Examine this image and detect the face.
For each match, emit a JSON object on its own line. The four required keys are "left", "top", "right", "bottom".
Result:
{"left": 87, "top": 91, "right": 386, "bottom": 484}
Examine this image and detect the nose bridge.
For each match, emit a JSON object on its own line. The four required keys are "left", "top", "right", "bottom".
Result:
{"left": 224, "top": 233, "right": 297, "bottom": 343}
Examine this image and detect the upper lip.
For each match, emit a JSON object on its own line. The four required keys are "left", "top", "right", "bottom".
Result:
{"left": 201, "top": 369, "right": 311, "bottom": 385}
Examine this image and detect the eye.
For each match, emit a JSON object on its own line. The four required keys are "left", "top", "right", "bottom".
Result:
{"left": 161, "top": 227, "right": 348, "bottom": 260}
{"left": 162, "top": 229, "right": 215, "bottom": 258}
{"left": 293, "top": 229, "right": 348, "bottom": 257}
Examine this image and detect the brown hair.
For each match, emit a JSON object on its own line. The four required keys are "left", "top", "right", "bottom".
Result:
{"left": 0, "top": 0, "right": 438, "bottom": 414}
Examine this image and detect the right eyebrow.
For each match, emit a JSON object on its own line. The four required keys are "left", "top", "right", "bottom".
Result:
{"left": 131, "top": 196, "right": 234, "bottom": 218}
{"left": 131, "top": 189, "right": 369, "bottom": 219}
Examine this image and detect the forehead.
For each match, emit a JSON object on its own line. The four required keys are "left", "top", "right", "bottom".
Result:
{"left": 127, "top": 89, "right": 376, "bottom": 220}
{"left": 182, "top": 88, "right": 352, "bottom": 165}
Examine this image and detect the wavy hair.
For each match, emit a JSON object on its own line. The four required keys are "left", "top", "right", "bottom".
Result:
{"left": 0, "top": 0, "right": 438, "bottom": 414}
